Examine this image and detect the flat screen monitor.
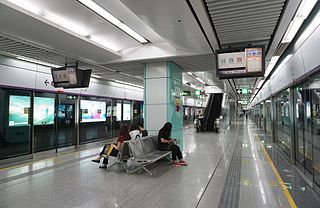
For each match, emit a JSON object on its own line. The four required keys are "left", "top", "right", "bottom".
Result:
{"left": 216, "top": 47, "right": 265, "bottom": 79}
{"left": 52, "top": 66, "right": 78, "bottom": 88}
{"left": 80, "top": 100, "right": 106, "bottom": 122}
{"left": 51, "top": 65, "right": 92, "bottom": 88}
{"left": 9, "top": 95, "right": 30, "bottom": 127}
{"left": 33, "top": 97, "right": 55, "bottom": 125}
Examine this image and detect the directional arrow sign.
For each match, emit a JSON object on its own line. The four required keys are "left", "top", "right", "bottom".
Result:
{"left": 237, "top": 89, "right": 242, "bottom": 94}
{"left": 44, "top": 79, "right": 49, "bottom": 86}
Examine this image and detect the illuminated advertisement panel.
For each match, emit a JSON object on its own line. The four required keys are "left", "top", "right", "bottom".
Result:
{"left": 34, "top": 97, "right": 55, "bottom": 125}
{"left": 9, "top": 95, "right": 30, "bottom": 126}
{"left": 80, "top": 100, "right": 106, "bottom": 122}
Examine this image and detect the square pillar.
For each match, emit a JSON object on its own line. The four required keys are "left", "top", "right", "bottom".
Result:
{"left": 144, "top": 61, "right": 183, "bottom": 148}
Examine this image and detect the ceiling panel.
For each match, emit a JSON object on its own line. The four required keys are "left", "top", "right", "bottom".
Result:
{"left": 204, "top": 0, "right": 286, "bottom": 48}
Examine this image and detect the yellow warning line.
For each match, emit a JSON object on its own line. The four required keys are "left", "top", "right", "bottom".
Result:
{"left": 256, "top": 135, "right": 297, "bottom": 208}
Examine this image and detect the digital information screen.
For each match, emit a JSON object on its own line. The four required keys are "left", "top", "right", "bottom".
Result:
{"left": 80, "top": 100, "right": 106, "bottom": 122}
{"left": 9, "top": 95, "right": 30, "bottom": 127}
{"left": 34, "top": 97, "right": 55, "bottom": 125}
{"left": 52, "top": 67, "right": 78, "bottom": 87}
{"left": 217, "top": 47, "right": 264, "bottom": 79}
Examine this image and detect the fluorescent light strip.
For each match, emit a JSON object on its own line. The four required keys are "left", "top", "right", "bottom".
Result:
{"left": 7, "top": 0, "right": 41, "bottom": 15}
{"left": 77, "top": 0, "right": 148, "bottom": 43}
{"left": 295, "top": 0, "right": 318, "bottom": 20}
{"left": 6, "top": 1, "right": 91, "bottom": 37}
{"left": 187, "top": 72, "right": 207, "bottom": 85}
{"left": 256, "top": 80, "right": 264, "bottom": 89}
{"left": 282, "top": 19, "right": 304, "bottom": 43}
{"left": 17, "top": 56, "right": 61, "bottom": 68}
{"left": 91, "top": 74, "right": 102, "bottom": 78}
{"left": 264, "top": 56, "right": 280, "bottom": 77}
{"left": 44, "top": 11, "right": 90, "bottom": 37}
{"left": 282, "top": 0, "right": 318, "bottom": 43}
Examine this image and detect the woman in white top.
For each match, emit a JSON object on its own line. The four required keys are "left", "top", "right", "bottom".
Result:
{"left": 129, "top": 124, "right": 142, "bottom": 140}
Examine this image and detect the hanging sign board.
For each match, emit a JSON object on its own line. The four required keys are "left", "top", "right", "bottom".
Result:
{"left": 216, "top": 46, "right": 265, "bottom": 79}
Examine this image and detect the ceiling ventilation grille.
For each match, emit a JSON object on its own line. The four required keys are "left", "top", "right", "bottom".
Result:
{"left": 0, "top": 35, "right": 72, "bottom": 66}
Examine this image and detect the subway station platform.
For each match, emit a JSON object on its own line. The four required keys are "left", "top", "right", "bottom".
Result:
{"left": 1, "top": 121, "right": 320, "bottom": 208}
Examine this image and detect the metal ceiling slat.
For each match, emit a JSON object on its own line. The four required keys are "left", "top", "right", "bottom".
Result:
{"left": 215, "top": 19, "right": 278, "bottom": 29}
{"left": 0, "top": 42, "right": 26, "bottom": 49}
{"left": 220, "top": 37, "right": 271, "bottom": 45}
{"left": 210, "top": 8, "right": 282, "bottom": 20}
{"left": 217, "top": 25, "right": 276, "bottom": 34}
{"left": 216, "top": 24, "right": 277, "bottom": 34}
{"left": 209, "top": 2, "right": 284, "bottom": 15}
{"left": 219, "top": 32, "right": 273, "bottom": 40}
{"left": 218, "top": 27, "right": 275, "bottom": 35}
{"left": 213, "top": 13, "right": 280, "bottom": 25}
{"left": 220, "top": 33, "right": 272, "bottom": 40}
{"left": 206, "top": 0, "right": 284, "bottom": 9}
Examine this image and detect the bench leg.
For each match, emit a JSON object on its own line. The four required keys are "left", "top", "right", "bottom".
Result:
{"left": 141, "top": 165, "right": 153, "bottom": 176}
{"left": 107, "top": 160, "right": 118, "bottom": 172}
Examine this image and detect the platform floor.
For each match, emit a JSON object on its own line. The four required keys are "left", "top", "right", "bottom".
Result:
{"left": 0, "top": 120, "right": 320, "bottom": 208}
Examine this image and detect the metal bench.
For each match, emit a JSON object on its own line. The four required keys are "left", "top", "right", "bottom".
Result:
{"left": 126, "top": 136, "right": 171, "bottom": 175}
{"left": 101, "top": 142, "right": 132, "bottom": 173}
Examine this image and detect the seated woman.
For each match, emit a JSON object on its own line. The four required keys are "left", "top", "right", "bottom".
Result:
{"left": 138, "top": 122, "right": 148, "bottom": 137}
{"left": 158, "top": 122, "right": 187, "bottom": 167}
{"left": 129, "top": 123, "right": 142, "bottom": 140}
{"left": 92, "top": 124, "right": 131, "bottom": 168}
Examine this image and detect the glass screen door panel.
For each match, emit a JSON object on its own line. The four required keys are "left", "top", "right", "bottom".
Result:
{"left": 33, "top": 93, "right": 56, "bottom": 152}
{"left": 0, "top": 89, "right": 31, "bottom": 159}
{"left": 57, "top": 94, "right": 76, "bottom": 147}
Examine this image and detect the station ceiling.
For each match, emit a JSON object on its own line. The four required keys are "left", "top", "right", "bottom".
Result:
{"left": 0, "top": 0, "right": 301, "bottom": 98}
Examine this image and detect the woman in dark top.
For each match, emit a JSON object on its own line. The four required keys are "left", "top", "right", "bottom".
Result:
{"left": 92, "top": 124, "right": 131, "bottom": 168}
{"left": 158, "top": 122, "right": 187, "bottom": 166}
{"left": 138, "top": 122, "right": 148, "bottom": 137}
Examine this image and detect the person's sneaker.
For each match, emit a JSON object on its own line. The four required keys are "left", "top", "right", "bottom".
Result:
{"left": 171, "top": 162, "right": 181, "bottom": 167}
{"left": 179, "top": 161, "right": 188, "bottom": 166}
{"left": 92, "top": 159, "right": 100, "bottom": 163}
{"left": 99, "top": 165, "right": 107, "bottom": 169}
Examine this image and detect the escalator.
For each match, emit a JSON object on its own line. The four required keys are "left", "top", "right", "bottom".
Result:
{"left": 201, "top": 93, "right": 223, "bottom": 132}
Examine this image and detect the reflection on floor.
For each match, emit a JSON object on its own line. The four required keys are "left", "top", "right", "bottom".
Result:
{"left": 0, "top": 120, "right": 319, "bottom": 208}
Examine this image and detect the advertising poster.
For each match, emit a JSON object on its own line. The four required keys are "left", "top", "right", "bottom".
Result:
{"left": 116, "top": 103, "right": 122, "bottom": 121}
{"left": 34, "top": 97, "right": 55, "bottom": 125}
{"left": 9, "top": 95, "right": 30, "bottom": 126}
{"left": 80, "top": 100, "right": 106, "bottom": 122}
{"left": 123, "top": 103, "right": 131, "bottom": 121}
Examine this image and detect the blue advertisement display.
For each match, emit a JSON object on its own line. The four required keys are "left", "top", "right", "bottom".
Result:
{"left": 9, "top": 95, "right": 30, "bottom": 127}
{"left": 34, "top": 97, "right": 55, "bottom": 125}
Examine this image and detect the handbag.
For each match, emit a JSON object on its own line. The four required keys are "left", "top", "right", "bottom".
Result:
{"left": 106, "top": 145, "right": 114, "bottom": 156}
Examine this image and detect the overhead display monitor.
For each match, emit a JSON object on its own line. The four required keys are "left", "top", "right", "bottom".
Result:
{"left": 80, "top": 100, "right": 106, "bottom": 122}
{"left": 9, "top": 95, "right": 30, "bottom": 127}
{"left": 216, "top": 47, "right": 265, "bottom": 79}
{"left": 51, "top": 64, "right": 92, "bottom": 88}
{"left": 34, "top": 97, "right": 55, "bottom": 125}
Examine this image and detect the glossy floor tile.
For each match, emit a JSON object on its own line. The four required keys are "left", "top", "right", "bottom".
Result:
{"left": 0, "top": 120, "right": 319, "bottom": 208}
